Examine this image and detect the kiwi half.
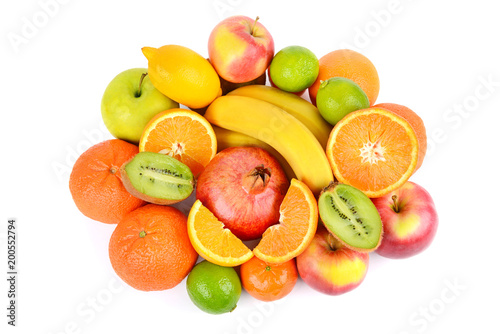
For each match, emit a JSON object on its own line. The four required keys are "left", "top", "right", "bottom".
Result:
{"left": 120, "top": 152, "right": 194, "bottom": 205}
{"left": 318, "top": 182, "right": 382, "bottom": 252}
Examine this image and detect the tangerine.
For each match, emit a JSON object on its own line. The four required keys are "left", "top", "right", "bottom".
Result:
{"left": 109, "top": 204, "right": 198, "bottom": 291}
{"left": 69, "top": 139, "right": 145, "bottom": 224}
{"left": 240, "top": 256, "right": 298, "bottom": 302}
{"left": 309, "top": 49, "right": 379, "bottom": 106}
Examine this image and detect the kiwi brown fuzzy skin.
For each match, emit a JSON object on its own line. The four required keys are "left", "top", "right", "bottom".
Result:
{"left": 119, "top": 155, "right": 194, "bottom": 205}
{"left": 319, "top": 182, "right": 383, "bottom": 253}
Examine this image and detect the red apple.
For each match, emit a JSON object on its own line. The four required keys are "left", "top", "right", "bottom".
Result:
{"left": 196, "top": 147, "right": 288, "bottom": 240}
{"left": 371, "top": 181, "right": 438, "bottom": 259}
{"left": 208, "top": 15, "right": 274, "bottom": 83}
{"left": 297, "top": 225, "right": 369, "bottom": 295}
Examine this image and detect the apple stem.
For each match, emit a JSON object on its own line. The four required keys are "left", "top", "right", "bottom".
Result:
{"left": 392, "top": 195, "right": 400, "bottom": 213}
{"left": 136, "top": 72, "right": 148, "bottom": 97}
{"left": 251, "top": 16, "right": 260, "bottom": 36}
{"left": 326, "top": 233, "right": 338, "bottom": 251}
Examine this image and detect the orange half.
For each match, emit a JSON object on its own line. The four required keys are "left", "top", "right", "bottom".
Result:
{"left": 253, "top": 179, "right": 318, "bottom": 264}
{"left": 327, "top": 107, "right": 418, "bottom": 198}
{"left": 187, "top": 200, "right": 253, "bottom": 267}
{"left": 139, "top": 108, "right": 217, "bottom": 177}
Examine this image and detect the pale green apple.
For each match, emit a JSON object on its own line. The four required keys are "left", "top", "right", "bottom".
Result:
{"left": 101, "top": 68, "right": 179, "bottom": 144}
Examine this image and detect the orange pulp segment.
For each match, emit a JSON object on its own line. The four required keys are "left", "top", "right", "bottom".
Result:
{"left": 139, "top": 108, "right": 217, "bottom": 177}
{"left": 253, "top": 179, "right": 318, "bottom": 264}
{"left": 327, "top": 107, "right": 418, "bottom": 198}
{"left": 187, "top": 200, "right": 253, "bottom": 267}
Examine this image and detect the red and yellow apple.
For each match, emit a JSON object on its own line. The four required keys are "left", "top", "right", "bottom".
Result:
{"left": 208, "top": 15, "right": 274, "bottom": 83}
{"left": 371, "top": 181, "right": 438, "bottom": 259}
{"left": 297, "top": 225, "right": 369, "bottom": 295}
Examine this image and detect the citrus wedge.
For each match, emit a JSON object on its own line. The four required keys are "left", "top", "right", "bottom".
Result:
{"left": 327, "top": 107, "right": 419, "bottom": 198}
{"left": 253, "top": 179, "right": 318, "bottom": 264}
{"left": 374, "top": 103, "right": 427, "bottom": 172}
{"left": 187, "top": 200, "right": 253, "bottom": 267}
{"left": 139, "top": 108, "right": 217, "bottom": 177}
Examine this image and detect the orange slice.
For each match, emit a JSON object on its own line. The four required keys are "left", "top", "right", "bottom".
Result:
{"left": 187, "top": 200, "right": 253, "bottom": 267}
{"left": 139, "top": 108, "right": 217, "bottom": 177}
{"left": 327, "top": 107, "right": 419, "bottom": 198}
{"left": 253, "top": 179, "right": 318, "bottom": 264}
{"left": 374, "top": 103, "right": 427, "bottom": 172}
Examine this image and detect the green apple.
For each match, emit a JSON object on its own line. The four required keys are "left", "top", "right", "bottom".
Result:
{"left": 101, "top": 68, "right": 179, "bottom": 144}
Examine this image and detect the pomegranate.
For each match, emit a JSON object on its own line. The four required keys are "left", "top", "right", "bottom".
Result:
{"left": 196, "top": 146, "right": 289, "bottom": 240}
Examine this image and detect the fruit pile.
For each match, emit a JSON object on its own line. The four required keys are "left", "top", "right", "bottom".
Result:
{"left": 69, "top": 15, "right": 438, "bottom": 314}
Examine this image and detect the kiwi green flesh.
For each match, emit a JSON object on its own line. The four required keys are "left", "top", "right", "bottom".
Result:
{"left": 124, "top": 152, "right": 194, "bottom": 201}
{"left": 319, "top": 183, "right": 382, "bottom": 251}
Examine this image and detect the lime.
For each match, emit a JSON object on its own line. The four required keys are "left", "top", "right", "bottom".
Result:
{"left": 269, "top": 46, "right": 319, "bottom": 93}
{"left": 316, "top": 77, "right": 370, "bottom": 125}
{"left": 186, "top": 260, "right": 241, "bottom": 314}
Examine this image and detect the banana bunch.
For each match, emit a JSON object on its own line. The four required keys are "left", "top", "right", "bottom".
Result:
{"left": 227, "top": 85, "right": 332, "bottom": 148}
{"left": 204, "top": 87, "right": 334, "bottom": 195}
{"left": 213, "top": 126, "right": 296, "bottom": 180}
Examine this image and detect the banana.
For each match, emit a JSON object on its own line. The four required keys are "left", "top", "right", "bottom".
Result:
{"left": 227, "top": 85, "right": 332, "bottom": 148}
{"left": 213, "top": 126, "right": 296, "bottom": 180}
{"left": 205, "top": 95, "right": 333, "bottom": 195}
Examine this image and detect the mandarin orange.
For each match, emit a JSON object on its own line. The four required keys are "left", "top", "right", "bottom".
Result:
{"left": 240, "top": 256, "right": 298, "bottom": 302}
{"left": 109, "top": 204, "right": 198, "bottom": 291}
{"left": 309, "top": 49, "right": 379, "bottom": 106}
{"left": 69, "top": 139, "right": 145, "bottom": 224}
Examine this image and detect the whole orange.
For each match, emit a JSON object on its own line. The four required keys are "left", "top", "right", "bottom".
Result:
{"left": 69, "top": 139, "right": 145, "bottom": 224}
{"left": 374, "top": 103, "right": 427, "bottom": 171}
{"left": 109, "top": 204, "right": 198, "bottom": 291}
{"left": 240, "top": 256, "right": 298, "bottom": 302}
{"left": 308, "top": 49, "right": 380, "bottom": 106}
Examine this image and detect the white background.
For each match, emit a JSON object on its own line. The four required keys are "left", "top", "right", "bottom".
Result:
{"left": 2, "top": 0, "right": 499, "bottom": 333}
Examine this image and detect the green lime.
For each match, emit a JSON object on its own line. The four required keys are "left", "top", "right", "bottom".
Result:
{"left": 186, "top": 260, "right": 241, "bottom": 314}
{"left": 316, "top": 77, "right": 370, "bottom": 125}
{"left": 269, "top": 46, "right": 319, "bottom": 93}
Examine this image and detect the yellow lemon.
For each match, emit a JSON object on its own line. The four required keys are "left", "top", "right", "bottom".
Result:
{"left": 142, "top": 45, "right": 221, "bottom": 109}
